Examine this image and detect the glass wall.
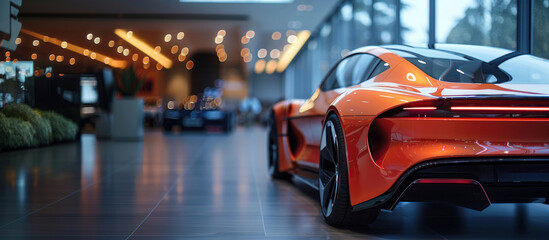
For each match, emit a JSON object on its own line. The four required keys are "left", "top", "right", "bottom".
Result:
{"left": 284, "top": 0, "right": 540, "bottom": 99}
{"left": 533, "top": 0, "right": 549, "bottom": 59}
{"left": 436, "top": 0, "right": 517, "bottom": 50}
{"left": 401, "top": 0, "right": 429, "bottom": 46}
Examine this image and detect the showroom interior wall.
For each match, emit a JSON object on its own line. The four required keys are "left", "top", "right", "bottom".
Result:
{"left": 284, "top": 0, "right": 549, "bottom": 99}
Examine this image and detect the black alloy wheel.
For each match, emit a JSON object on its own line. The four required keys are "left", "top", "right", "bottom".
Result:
{"left": 319, "top": 114, "right": 380, "bottom": 226}
{"left": 268, "top": 113, "right": 290, "bottom": 179}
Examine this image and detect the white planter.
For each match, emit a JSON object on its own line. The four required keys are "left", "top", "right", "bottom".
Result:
{"left": 112, "top": 98, "right": 144, "bottom": 140}
{"left": 96, "top": 113, "right": 113, "bottom": 139}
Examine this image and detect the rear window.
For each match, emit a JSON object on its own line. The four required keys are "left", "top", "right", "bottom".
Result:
{"left": 498, "top": 55, "right": 549, "bottom": 84}
{"left": 390, "top": 49, "right": 510, "bottom": 84}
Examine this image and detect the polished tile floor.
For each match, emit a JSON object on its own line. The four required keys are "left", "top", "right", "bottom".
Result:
{"left": 1, "top": 127, "right": 549, "bottom": 239}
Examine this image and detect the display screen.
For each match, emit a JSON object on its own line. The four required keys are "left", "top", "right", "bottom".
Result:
{"left": 80, "top": 76, "right": 98, "bottom": 104}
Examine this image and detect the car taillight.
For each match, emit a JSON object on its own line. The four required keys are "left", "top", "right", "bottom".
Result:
{"left": 450, "top": 106, "right": 549, "bottom": 112}
{"left": 379, "top": 99, "right": 549, "bottom": 118}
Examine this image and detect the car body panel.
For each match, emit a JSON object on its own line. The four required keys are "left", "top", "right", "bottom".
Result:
{"left": 271, "top": 44, "right": 549, "bottom": 208}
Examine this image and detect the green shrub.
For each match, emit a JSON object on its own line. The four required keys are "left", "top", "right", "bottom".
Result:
{"left": 1, "top": 104, "right": 52, "bottom": 146}
{"left": 40, "top": 111, "right": 78, "bottom": 142}
{"left": 0, "top": 115, "right": 34, "bottom": 150}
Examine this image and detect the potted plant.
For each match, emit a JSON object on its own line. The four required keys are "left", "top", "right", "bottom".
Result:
{"left": 112, "top": 65, "right": 145, "bottom": 140}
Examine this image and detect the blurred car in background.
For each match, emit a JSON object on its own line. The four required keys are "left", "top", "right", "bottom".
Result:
{"left": 144, "top": 97, "right": 163, "bottom": 127}
{"left": 163, "top": 88, "right": 235, "bottom": 132}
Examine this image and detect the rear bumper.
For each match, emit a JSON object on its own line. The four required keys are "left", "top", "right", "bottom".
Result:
{"left": 341, "top": 115, "right": 549, "bottom": 207}
{"left": 352, "top": 157, "right": 549, "bottom": 212}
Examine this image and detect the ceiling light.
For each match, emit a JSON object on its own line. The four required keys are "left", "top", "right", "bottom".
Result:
{"left": 216, "top": 45, "right": 224, "bottom": 52}
{"left": 86, "top": 33, "right": 93, "bottom": 40}
{"left": 117, "top": 46, "right": 123, "bottom": 53}
{"left": 246, "top": 30, "right": 255, "bottom": 38}
{"left": 241, "top": 36, "right": 250, "bottom": 44}
{"left": 31, "top": 53, "right": 37, "bottom": 60}
{"left": 56, "top": 55, "right": 64, "bottom": 62}
{"left": 254, "top": 59, "right": 266, "bottom": 74}
{"left": 217, "top": 30, "right": 226, "bottom": 37}
{"left": 156, "top": 63, "right": 163, "bottom": 70}
{"left": 69, "top": 58, "right": 75, "bottom": 65}
{"left": 154, "top": 46, "right": 161, "bottom": 54}
{"left": 240, "top": 48, "right": 250, "bottom": 57}
{"left": 61, "top": 41, "right": 68, "bottom": 48}
{"left": 277, "top": 30, "right": 310, "bottom": 72}
{"left": 215, "top": 35, "right": 223, "bottom": 44}
{"left": 164, "top": 34, "right": 172, "bottom": 42}
{"left": 21, "top": 29, "right": 127, "bottom": 68}
{"left": 132, "top": 53, "right": 139, "bottom": 62}
{"left": 265, "top": 60, "right": 277, "bottom": 74}
{"left": 270, "top": 49, "right": 280, "bottom": 59}
{"left": 126, "top": 31, "right": 133, "bottom": 38}
{"left": 171, "top": 45, "right": 179, "bottom": 54}
{"left": 90, "top": 52, "right": 97, "bottom": 59}
{"left": 272, "top": 32, "right": 281, "bottom": 40}
{"left": 287, "top": 35, "right": 297, "bottom": 43}
{"left": 49, "top": 54, "right": 55, "bottom": 61}
{"left": 123, "top": 49, "right": 130, "bottom": 56}
{"left": 143, "top": 56, "right": 150, "bottom": 65}
{"left": 286, "top": 30, "right": 296, "bottom": 37}
{"left": 15, "top": 38, "right": 21, "bottom": 45}
{"left": 178, "top": 54, "right": 186, "bottom": 62}
{"left": 32, "top": 40, "right": 39, "bottom": 46}
{"left": 186, "top": 60, "right": 194, "bottom": 70}
{"left": 243, "top": 53, "right": 252, "bottom": 63}
{"left": 258, "top": 48, "right": 267, "bottom": 58}
{"left": 108, "top": 40, "right": 115, "bottom": 47}
{"left": 283, "top": 44, "right": 290, "bottom": 52}
{"left": 115, "top": 28, "right": 173, "bottom": 69}
{"left": 94, "top": 37, "right": 101, "bottom": 44}
{"left": 181, "top": 47, "right": 189, "bottom": 56}
{"left": 177, "top": 32, "right": 185, "bottom": 40}
{"left": 83, "top": 49, "right": 90, "bottom": 56}
{"left": 219, "top": 54, "right": 227, "bottom": 62}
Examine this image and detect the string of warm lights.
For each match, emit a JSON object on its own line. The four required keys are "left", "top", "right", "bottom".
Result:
{"left": 215, "top": 30, "right": 227, "bottom": 63}
{"left": 276, "top": 30, "right": 310, "bottom": 73}
{"left": 13, "top": 27, "right": 307, "bottom": 75}
{"left": 20, "top": 29, "right": 128, "bottom": 69}
{"left": 114, "top": 29, "right": 173, "bottom": 69}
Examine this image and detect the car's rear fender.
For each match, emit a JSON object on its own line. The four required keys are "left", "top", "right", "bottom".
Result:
{"left": 272, "top": 100, "right": 305, "bottom": 172}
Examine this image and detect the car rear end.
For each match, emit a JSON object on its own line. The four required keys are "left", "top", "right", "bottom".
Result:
{"left": 365, "top": 97, "right": 549, "bottom": 210}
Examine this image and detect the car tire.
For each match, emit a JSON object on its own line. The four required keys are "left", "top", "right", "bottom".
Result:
{"left": 268, "top": 113, "right": 291, "bottom": 180}
{"left": 319, "top": 114, "right": 380, "bottom": 226}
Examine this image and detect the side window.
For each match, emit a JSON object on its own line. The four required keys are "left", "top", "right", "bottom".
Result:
{"left": 321, "top": 54, "right": 366, "bottom": 91}
{"left": 351, "top": 54, "right": 376, "bottom": 85}
{"left": 367, "top": 60, "right": 390, "bottom": 80}
{"left": 320, "top": 54, "right": 390, "bottom": 91}
{"left": 321, "top": 61, "right": 344, "bottom": 91}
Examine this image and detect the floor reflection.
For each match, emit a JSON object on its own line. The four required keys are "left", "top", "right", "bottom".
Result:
{"left": 0, "top": 127, "right": 547, "bottom": 239}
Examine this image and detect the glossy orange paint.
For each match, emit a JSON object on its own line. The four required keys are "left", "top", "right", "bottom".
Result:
{"left": 272, "top": 46, "right": 549, "bottom": 207}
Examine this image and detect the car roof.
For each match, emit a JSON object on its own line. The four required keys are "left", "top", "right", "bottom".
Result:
{"left": 380, "top": 44, "right": 514, "bottom": 63}
{"left": 434, "top": 44, "right": 514, "bottom": 62}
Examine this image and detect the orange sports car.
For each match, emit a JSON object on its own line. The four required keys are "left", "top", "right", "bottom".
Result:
{"left": 268, "top": 44, "right": 549, "bottom": 226}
